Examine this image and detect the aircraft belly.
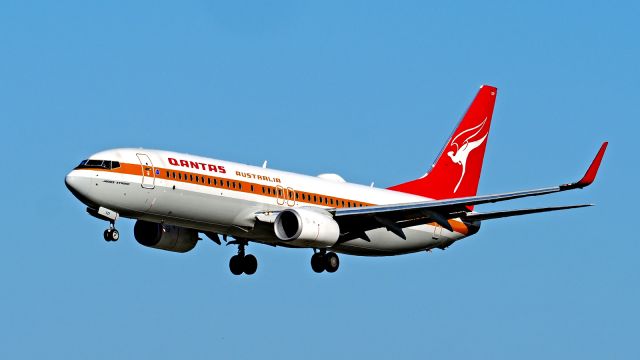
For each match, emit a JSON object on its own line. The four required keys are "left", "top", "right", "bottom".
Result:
{"left": 331, "top": 225, "right": 465, "bottom": 256}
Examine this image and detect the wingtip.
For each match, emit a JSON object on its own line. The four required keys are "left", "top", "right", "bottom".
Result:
{"left": 561, "top": 142, "right": 608, "bottom": 190}
{"left": 578, "top": 141, "right": 608, "bottom": 187}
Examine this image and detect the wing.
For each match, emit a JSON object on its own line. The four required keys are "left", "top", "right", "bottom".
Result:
{"left": 460, "top": 204, "right": 593, "bottom": 221}
{"left": 332, "top": 142, "right": 607, "bottom": 240}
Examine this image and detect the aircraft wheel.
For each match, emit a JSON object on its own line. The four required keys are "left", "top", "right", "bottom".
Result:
{"left": 311, "top": 253, "right": 325, "bottom": 273}
{"left": 324, "top": 252, "right": 339, "bottom": 273}
{"left": 243, "top": 254, "right": 258, "bottom": 275}
{"left": 229, "top": 255, "right": 244, "bottom": 276}
{"left": 104, "top": 228, "right": 119, "bottom": 242}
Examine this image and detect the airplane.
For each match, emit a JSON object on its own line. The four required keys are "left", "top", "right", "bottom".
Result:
{"left": 65, "top": 85, "right": 608, "bottom": 275}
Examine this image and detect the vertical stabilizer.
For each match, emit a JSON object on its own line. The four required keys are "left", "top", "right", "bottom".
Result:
{"left": 388, "top": 86, "right": 497, "bottom": 207}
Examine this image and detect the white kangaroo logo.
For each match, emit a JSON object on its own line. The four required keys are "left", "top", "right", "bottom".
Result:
{"left": 447, "top": 117, "right": 488, "bottom": 193}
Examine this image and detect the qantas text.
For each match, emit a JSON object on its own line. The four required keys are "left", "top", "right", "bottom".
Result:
{"left": 168, "top": 158, "right": 226, "bottom": 173}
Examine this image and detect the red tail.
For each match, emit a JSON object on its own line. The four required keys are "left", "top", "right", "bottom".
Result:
{"left": 388, "top": 85, "right": 497, "bottom": 207}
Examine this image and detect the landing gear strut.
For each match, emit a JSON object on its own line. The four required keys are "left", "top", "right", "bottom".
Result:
{"left": 88, "top": 207, "right": 120, "bottom": 242}
{"left": 311, "top": 250, "right": 339, "bottom": 273}
{"left": 103, "top": 221, "right": 119, "bottom": 242}
{"left": 228, "top": 239, "right": 258, "bottom": 276}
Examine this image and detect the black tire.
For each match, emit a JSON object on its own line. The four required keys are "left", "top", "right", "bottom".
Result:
{"left": 243, "top": 254, "right": 258, "bottom": 275}
{"left": 324, "top": 252, "right": 339, "bottom": 273}
{"left": 311, "top": 253, "right": 325, "bottom": 273}
{"left": 111, "top": 229, "right": 119, "bottom": 241}
{"left": 229, "top": 255, "right": 244, "bottom": 275}
{"left": 104, "top": 229, "right": 111, "bottom": 241}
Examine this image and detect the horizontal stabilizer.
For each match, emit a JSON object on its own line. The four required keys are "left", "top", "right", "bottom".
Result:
{"left": 461, "top": 204, "right": 593, "bottom": 221}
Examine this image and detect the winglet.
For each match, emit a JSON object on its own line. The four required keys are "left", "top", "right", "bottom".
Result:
{"left": 561, "top": 142, "right": 608, "bottom": 190}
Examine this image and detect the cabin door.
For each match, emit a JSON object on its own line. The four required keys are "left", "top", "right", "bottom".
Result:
{"left": 136, "top": 153, "right": 156, "bottom": 189}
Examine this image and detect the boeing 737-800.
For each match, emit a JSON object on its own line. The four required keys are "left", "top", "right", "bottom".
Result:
{"left": 65, "top": 85, "right": 607, "bottom": 275}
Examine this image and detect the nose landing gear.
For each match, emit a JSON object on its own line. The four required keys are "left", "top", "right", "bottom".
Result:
{"left": 103, "top": 221, "right": 119, "bottom": 242}
{"left": 228, "top": 239, "right": 258, "bottom": 276}
{"left": 311, "top": 250, "right": 340, "bottom": 273}
{"left": 87, "top": 207, "right": 120, "bottom": 242}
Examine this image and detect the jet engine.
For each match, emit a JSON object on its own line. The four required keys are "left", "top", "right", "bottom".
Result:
{"left": 273, "top": 208, "right": 340, "bottom": 248}
{"left": 134, "top": 220, "right": 198, "bottom": 253}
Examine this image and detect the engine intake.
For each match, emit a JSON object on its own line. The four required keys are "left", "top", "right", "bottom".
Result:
{"left": 134, "top": 220, "right": 198, "bottom": 253}
{"left": 274, "top": 208, "right": 340, "bottom": 248}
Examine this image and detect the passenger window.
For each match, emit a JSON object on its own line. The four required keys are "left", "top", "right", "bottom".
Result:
{"left": 226, "top": 181, "right": 230, "bottom": 188}
{"left": 190, "top": 174, "right": 193, "bottom": 181}
{"left": 166, "top": 171, "right": 170, "bottom": 177}
{"left": 178, "top": 173, "right": 182, "bottom": 180}
{"left": 196, "top": 175, "right": 199, "bottom": 182}
{"left": 250, "top": 185, "right": 254, "bottom": 192}
{"left": 172, "top": 172, "right": 176, "bottom": 179}
{"left": 208, "top": 178, "right": 211, "bottom": 185}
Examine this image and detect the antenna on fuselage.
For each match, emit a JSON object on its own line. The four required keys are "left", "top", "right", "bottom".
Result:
{"left": 262, "top": 160, "right": 268, "bottom": 168}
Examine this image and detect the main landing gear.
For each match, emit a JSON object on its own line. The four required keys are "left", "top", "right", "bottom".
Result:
{"left": 228, "top": 239, "right": 258, "bottom": 276}
{"left": 311, "top": 250, "right": 340, "bottom": 273}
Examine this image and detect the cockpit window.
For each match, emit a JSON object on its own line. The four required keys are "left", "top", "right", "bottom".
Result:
{"left": 75, "top": 159, "right": 120, "bottom": 170}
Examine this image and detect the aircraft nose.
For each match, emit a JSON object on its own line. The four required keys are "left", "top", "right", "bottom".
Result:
{"left": 65, "top": 171, "right": 91, "bottom": 201}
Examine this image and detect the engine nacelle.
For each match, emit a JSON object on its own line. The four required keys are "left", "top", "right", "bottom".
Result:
{"left": 134, "top": 220, "right": 198, "bottom": 253}
{"left": 273, "top": 208, "right": 340, "bottom": 248}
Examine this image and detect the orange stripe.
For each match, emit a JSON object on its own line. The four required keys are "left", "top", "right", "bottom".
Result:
{"left": 428, "top": 220, "right": 469, "bottom": 235}
{"left": 77, "top": 162, "right": 373, "bottom": 208}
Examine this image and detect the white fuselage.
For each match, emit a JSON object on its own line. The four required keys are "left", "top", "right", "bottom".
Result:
{"left": 65, "top": 148, "right": 474, "bottom": 255}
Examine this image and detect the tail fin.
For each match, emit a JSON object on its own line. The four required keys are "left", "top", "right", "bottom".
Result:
{"left": 388, "top": 85, "right": 497, "bottom": 206}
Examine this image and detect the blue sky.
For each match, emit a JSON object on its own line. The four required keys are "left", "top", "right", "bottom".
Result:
{"left": 0, "top": 1, "right": 637, "bottom": 358}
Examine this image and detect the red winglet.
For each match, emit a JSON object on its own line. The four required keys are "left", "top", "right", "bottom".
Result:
{"left": 562, "top": 142, "right": 608, "bottom": 190}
